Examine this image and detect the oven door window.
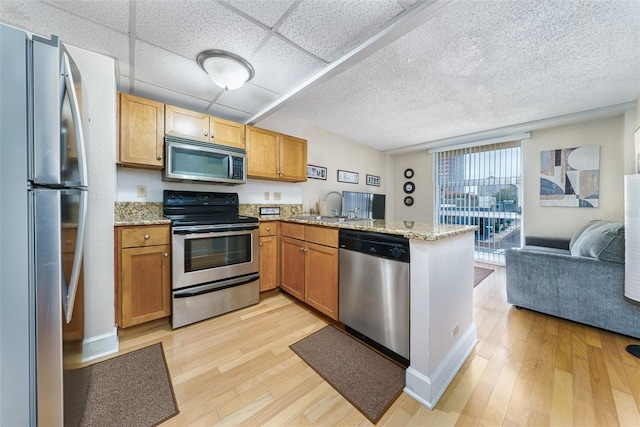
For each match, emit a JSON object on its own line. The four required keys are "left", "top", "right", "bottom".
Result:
{"left": 185, "top": 234, "right": 251, "bottom": 272}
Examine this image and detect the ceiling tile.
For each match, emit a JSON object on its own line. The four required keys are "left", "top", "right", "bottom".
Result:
{"left": 227, "top": 0, "right": 295, "bottom": 28}
{"left": 216, "top": 83, "right": 280, "bottom": 114}
{"left": 132, "top": 80, "right": 213, "bottom": 113}
{"left": 136, "top": 0, "right": 267, "bottom": 61}
{"left": 206, "top": 103, "right": 252, "bottom": 123}
{"left": 277, "top": 0, "right": 405, "bottom": 61}
{"left": 134, "top": 41, "right": 223, "bottom": 102}
{"left": 0, "top": 0, "right": 130, "bottom": 75}
{"left": 42, "top": 0, "right": 129, "bottom": 33}
{"left": 250, "top": 36, "right": 325, "bottom": 94}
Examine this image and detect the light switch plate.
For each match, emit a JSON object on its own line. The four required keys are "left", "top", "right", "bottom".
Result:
{"left": 136, "top": 185, "right": 147, "bottom": 198}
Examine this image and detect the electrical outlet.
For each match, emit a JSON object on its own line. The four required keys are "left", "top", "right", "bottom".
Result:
{"left": 274, "top": 192, "right": 281, "bottom": 200}
{"left": 452, "top": 324, "right": 459, "bottom": 338}
{"left": 136, "top": 185, "right": 147, "bottom": 198}
{"left": 264, "top": 191, "right": 270, "bottom": 200}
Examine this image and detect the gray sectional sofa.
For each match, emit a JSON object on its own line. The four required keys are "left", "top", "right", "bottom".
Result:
{"left": 506, "top": 220, "right": 640, "bottom": 339}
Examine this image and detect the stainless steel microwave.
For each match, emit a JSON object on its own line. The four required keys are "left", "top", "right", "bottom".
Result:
{"left": 163, "top": 136, "right": 247, "bottom": 185}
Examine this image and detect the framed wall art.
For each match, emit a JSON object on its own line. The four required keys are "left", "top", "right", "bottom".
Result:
{"left": 337, "top": 170, "right": 359, "bottom": 184}
{"left": 540, "top": 145, "right": 600, "bottom": 207}
{"left": 307, "top": 164, "right": 327, "bottom": 180}
{"left": 366, "top": 174, "right": 380, "bottom": 187}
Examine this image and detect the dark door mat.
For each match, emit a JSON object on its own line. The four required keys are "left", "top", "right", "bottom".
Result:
{"left": 65, "top": 342, "right": 178, "bottom": 427}
{"left": 290, "top": 325, "right": 405, "bottom": 424}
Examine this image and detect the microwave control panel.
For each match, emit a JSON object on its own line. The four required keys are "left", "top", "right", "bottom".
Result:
{"left": 232, "top": 157, "right": 245, "bottom": 180}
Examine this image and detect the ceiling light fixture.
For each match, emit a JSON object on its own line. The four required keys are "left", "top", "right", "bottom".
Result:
{"left": 197, "top": 49, "right": 255, "bottom": 91}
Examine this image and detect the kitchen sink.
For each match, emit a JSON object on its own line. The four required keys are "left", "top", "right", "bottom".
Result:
{"left": 291, "top": 215, "right": 359, "bottom": 223}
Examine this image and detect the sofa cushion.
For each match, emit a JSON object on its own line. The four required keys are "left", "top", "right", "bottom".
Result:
{"left": 570, "top": 221, "right": 625, "bottom": 263}
{"left": 569, "top": 220, "right": 601, "bottom": 251}
{"left": 522, "top": 245, "right": 571, "bottom": 255}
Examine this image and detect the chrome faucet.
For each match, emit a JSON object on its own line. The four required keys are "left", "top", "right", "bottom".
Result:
{"left": 323, "top": 191, "right": 344, "bottom": 217}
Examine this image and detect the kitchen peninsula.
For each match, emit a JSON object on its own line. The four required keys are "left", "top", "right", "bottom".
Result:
{"left": 283, "top": 216, "right": 478, "bottom": 409}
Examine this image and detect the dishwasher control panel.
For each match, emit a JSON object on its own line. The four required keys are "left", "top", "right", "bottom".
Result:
{"left": 338, "top": 230, "right": 409, "bottom": 262}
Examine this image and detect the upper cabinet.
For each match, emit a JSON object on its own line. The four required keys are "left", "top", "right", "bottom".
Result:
{"left": 118, "top": 93, "right": 164, "bottom": 169}
{"left": 165, "top": 104, "right": 246, "bottom": 149}
{"left": 246, "top": 126, "right": 307, "bottom": 182}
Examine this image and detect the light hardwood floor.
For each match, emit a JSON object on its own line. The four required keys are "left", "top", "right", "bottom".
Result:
{"left": 113, "top": 264, "right": 640, "bottom": 426}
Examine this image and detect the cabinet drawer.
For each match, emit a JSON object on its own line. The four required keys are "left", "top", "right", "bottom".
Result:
{"left": 281, "top": 222, "right": 305, "bottom": 240}
{"left": 120, "top": 225, "right": 170, "bottom": 248}
{"left": 305, "top": 226, "right": 338, "bottom": 248}
{"left": 259, "top": 222, "right": 279, "bottom": 236}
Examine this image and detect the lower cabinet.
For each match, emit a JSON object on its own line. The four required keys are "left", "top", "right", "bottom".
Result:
{"left": 115, "top": 225, "right": 171, "bottom": 328}
{"left": 280, "top": 223, "right": 339, "bottom": 320}
{"left": 259, "top": 222, "right": 279, "bottom": 292}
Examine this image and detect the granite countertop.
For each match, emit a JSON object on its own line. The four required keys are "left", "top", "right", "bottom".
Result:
{"left": 114, "top": 202, "right": 171, "bottom": 226}
{"left": 279, "top": 217, "right": 477, "bottom": 241}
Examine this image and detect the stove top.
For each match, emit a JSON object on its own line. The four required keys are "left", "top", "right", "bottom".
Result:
{"left": 163, "top": 190, "right": 258, "bottom": 225}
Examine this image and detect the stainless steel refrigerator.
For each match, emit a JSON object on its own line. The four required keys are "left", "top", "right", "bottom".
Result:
{"left": 0, "top": 23, "right": 88, "bottom": 426}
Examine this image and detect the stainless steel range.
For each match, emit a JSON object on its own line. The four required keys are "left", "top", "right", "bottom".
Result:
{"left": 164, "top": 190, "right": 259, "bottom": 328}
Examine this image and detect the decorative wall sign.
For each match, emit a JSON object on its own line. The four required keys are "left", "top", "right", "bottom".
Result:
{"left": 404, "top": 168, "right": 414, "bottom": 179}
{"left": 540, "top": 145, "right": 600, "bottom": 207}
{"left": 403, "top": 181, "right": 415, "bottom": 194}
{"left": 337, "top": 170, "right": 359, "bottom": 184}
{"left": 404, "top": 196, "right": 414, "bottom": 206}
{"left": 307, "top": 164, "right": 327, "bottom": 180}
{"left": 366, "top": 174, "right": 380, "bottom": 186}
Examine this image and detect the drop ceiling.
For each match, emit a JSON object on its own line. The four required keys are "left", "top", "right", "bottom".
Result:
{"left": 1, "top": 0, "right": 639, "bottom": 152}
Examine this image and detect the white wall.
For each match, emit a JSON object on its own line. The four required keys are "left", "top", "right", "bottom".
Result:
{"left": 65, "top": 45, "right": 117, "bottom": 357}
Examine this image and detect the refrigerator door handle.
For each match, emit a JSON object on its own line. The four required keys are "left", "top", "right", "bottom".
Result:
{"left": 62, "top": 51, "right": 88, "bottom": 188}
{"left": 64, "top": 189, "right": 87, "bottom": 324}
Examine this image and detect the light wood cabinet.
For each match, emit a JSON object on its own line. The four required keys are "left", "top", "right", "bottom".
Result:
{"left": 118, "top": 92, "right": 164, "bottom": 169}
{"left": 115, "top": 225, "right": 171, "bottom": 328}
{"left": 62, "top": 228, "right": 83, "bottom": 342}
{"left": 259, "top": 222, "right": 279, "bottom": 292}
{"left": 280, "top": 223, "right": 338, "bottom": 319}
{"left": 246, "top": 126, "right": 307, "bottom": 182}
{"left": 165, "top": 104, "right": 246, "bottom": 149}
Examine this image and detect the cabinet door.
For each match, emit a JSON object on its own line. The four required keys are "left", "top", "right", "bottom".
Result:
{"left": 280, "top": 236, "right": 305, "bottom": 301}
{"left": 279, "top": 133, "right": 307, "bottom": 182}
{"left": 304, "top": 242, "right": 339, "bottom": 320}
{"left": 259, "top": 235, "right": 278, "bottom": 291}
{"left": 211, "top": 116, "right": 246, "bottom": 149}
{"left": 120, "top": 244, "right": 171, "bottom": 327}
{"left": 246, "top": 126, "right": 281, "bottom": 180}
{"left": 119, "top": 93, "right": 164, "bottom": 169}
{"left": 165, "top": 104, "right": 210, "bottom": 142}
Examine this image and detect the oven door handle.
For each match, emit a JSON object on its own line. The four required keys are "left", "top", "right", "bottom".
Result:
{"left": 173, "top": 225, "right": 259, "bottom": 235}
{"left": 173, "top": 274, "right": 260, "bottom": 298}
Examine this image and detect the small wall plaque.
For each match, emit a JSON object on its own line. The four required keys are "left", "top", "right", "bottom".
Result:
{"left": 366, "top": 174, "right": 380, "bottom": 187}
{"left": 337, "top": 170, "right": 359, "bottom": 184}
{"left": 307, "top": 164, "right": 327, "bottom": 180}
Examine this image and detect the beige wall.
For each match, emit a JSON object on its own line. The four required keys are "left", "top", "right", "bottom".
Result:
{"left": 388, "top": 150, "right": 433, "bottom": 221}
{"left": 523, "top": 116, "right": 625, "bottom": 238}
{"left": 256, "top": 112, "right": 386, "bottom": 215}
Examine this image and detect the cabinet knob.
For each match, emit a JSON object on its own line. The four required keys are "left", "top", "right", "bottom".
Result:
{"left": 157, "top": 155, "right": 162, "bottom": 160}
{"left": 299, "top": 247, "right": 304, "bottom": 252}
{"left": 204, "top": 132, "right": 208, "bottom": 137}
{"left": 164, "top": 252, "right": 168, "bottom": 257}
{"left": 211, "top": 134, "right": 215, "bottom": 139}
{"left": 144, "top": 234, "right": 150, "bottom": 240}
{"left": 266, "top": 227, "right": 271, "bottom": 231}
{"left": 259, "top": 242, "right": 263, "bottom": 247}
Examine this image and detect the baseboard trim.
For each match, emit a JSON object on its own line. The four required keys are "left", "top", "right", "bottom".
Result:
{"left": 404, "top": 324, "right": 477, "bottom": 409}
{"left": 81, "top": 328, "right": 119, "bottom": 362}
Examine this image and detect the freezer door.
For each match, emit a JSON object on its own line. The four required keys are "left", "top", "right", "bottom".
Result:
{"left": 31, "top": 36, "right": 87, "bottom": 188}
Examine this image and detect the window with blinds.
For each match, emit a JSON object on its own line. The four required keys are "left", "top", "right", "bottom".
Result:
{"left": 434, "top": 141, "right": 522, "bottom": 265}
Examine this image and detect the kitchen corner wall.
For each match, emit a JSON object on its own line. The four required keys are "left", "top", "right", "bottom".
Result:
{"left": 65, "top": 45, "right": 118, "bottom": 358}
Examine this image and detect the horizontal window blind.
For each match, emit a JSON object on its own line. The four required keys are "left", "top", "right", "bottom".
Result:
{"left": 435, "top": 141, "right": 522, "bottom": 265}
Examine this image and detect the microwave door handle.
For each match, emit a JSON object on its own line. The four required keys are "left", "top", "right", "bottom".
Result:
{"left": 228, "top": 155, "right": 233, "bottom": 180}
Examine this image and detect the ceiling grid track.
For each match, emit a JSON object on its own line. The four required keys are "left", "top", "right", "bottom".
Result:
{"left": 128, "top": 0, "right": 136, "bottom": 92}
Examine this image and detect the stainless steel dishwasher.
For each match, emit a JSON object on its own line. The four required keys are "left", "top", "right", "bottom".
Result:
{"left": 339, "top": 229, "right": 410, "bottom": 366}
